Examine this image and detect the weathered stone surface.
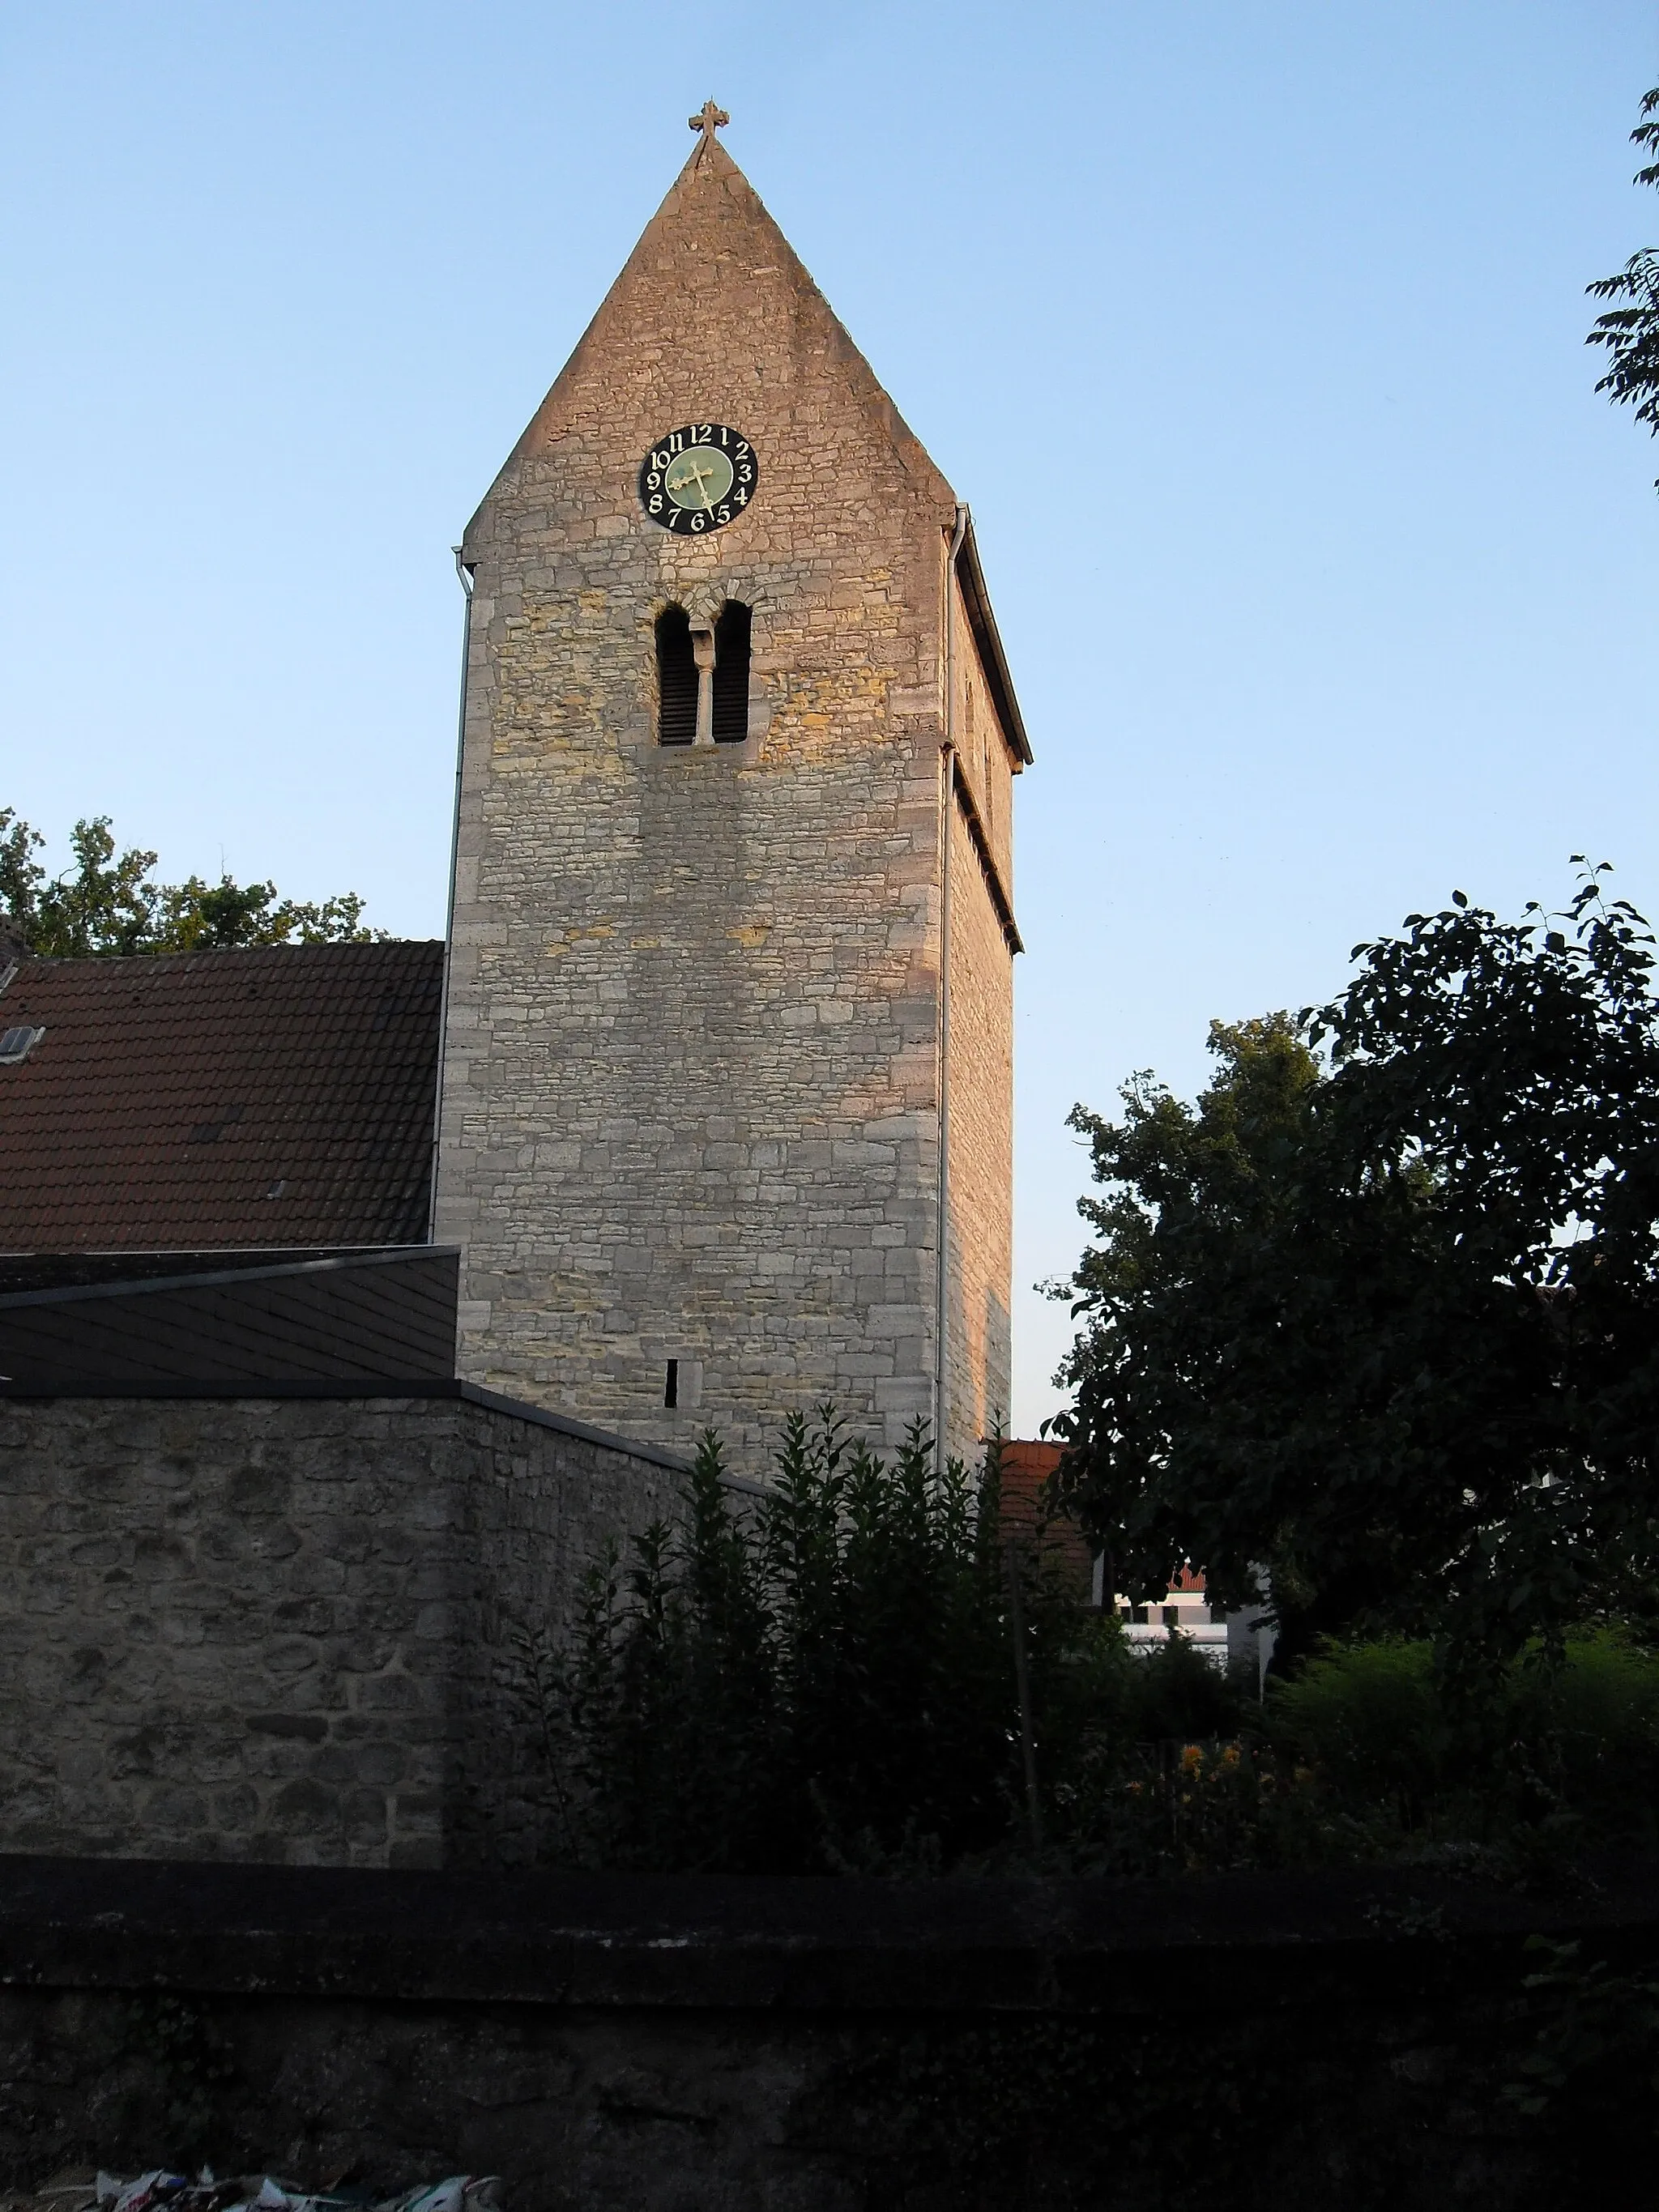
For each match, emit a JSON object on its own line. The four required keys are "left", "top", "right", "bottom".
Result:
{"left": 0, "top": 1854, "right": 1653, "bottom": 2204}
{"left": 0, "top": 1392, "right": 681, "bottom": 1868}
{"left": 436, "top": 132, "right": 1022, "bottom": 1468}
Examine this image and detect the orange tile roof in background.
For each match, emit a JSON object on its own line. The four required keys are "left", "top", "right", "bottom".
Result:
{"left": 0, "top": 941, "right": 443, "bottom": 1253}
{"left": 1000, "top": 1438, "right": 1096, "bottom": 1597}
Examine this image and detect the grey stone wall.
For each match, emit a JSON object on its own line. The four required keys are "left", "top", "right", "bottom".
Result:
{"left": 435, "top": 134, "right": 1024, "bottom": 1472}
{"left": 0, "top": 1390, "right": 680, "bottom": 1869}
{"left": 941, "top": 577, "right": 1017, "bottom": 1455}
{"left": 0, "top": 1852, "right": 1653, "bottom": 2206}
{"left": 945, "top": 798, "right": 1013, "bottom": 1453}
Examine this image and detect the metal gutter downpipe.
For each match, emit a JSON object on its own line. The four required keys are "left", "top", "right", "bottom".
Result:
{"left": 934, "top": 502, "right": 970, "bottom": 1468}
{"left": 425, "top": 545, "right": 475, "bottom": 1244}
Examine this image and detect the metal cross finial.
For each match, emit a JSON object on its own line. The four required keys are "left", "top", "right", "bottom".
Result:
{"left": 689, "top": 100, "right": 729, "bottom": 147}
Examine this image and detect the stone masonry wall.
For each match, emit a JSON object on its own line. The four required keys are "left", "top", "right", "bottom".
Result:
{"left": 436, "top": 134, "right": 1020, "bottom": 1471}
{"left": 0, "top": 1392, "right": 679, "bottom": 1869}
{"left": 1, "top": 1854, "right": 1654, "bottom": 2206}
{"left": 942, "top": 573, "right": 1018, "bottom": 1462}
{"left": 944, "top": 799, "right": 1014, "bottom": 1461}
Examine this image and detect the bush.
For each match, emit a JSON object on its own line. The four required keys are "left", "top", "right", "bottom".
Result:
{"left": 527, "top": 1411, "right": 1111, "bottom": 1874}
{"left": 1122, "top": 1626, "right": 1249, "bottom": 1743}
{"left": 1265, "top": 1628, "right": 1659, "bottom": 1849}
{"left": 1265, "top": 1639, "right": 1450, "bottom": 1827}
{"left": 520, "top": 1409, "right": 1659, "bottom": 1877}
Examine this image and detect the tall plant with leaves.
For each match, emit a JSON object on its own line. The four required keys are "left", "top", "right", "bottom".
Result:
{"left": 1588, "top": 85, "right": 1659, "bottom": 486}
{"left": 541, "top": 1430, "right": 781, "bottom": 1871}
{"left": 531, "top": 1412, "right": 1105, "bottom": 1873}
{"left": 1052, "top": 866, "right": 1659, "bottom": 1675}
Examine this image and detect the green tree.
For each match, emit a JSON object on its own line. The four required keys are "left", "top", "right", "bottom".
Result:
{"left": 1051, "top": 867, "right": 1659, "bottom": 1674}
{"left": 0, "top": 808, "right": 379, "bottom": 957}
{"left": 1587, "top": 85, "right": 1659, "bottom": 485}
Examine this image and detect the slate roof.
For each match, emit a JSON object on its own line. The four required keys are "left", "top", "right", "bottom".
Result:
{"left": 0, "top": 941, "right": 444, "bottom": 1252}
{"left": 0, "top": 1248, "right": 458, "bottom": 1389}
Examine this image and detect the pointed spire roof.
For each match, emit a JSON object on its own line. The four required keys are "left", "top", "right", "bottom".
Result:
{"left": 468, "top": 116, "right": 956, "bottom": 528}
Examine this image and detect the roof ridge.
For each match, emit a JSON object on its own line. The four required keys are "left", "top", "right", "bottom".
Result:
{"left": 9, "top": 938, "right": 441, "bottom": 975}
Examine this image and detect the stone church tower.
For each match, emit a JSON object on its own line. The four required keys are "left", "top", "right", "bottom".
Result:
{"left": 435, "top": 111, "right": 1030, "bottom": 1467}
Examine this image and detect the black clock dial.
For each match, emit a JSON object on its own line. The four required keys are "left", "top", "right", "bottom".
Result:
{"left": 638, "top": 424, "right": 757, "bottom": 534}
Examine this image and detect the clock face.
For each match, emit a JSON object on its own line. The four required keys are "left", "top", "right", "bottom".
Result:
{"left": 638, "top": 424, "right": 757, "bottom": 534}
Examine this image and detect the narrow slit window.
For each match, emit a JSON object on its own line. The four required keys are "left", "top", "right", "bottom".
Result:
{"left": 711, "top": 599, "right": 752, "bottom": 744}
{"left": 655, "top": 607, "right": 697, "bottom": 745}
{"left": 664, "top": 1358, "right": 679, "bottom": 1409}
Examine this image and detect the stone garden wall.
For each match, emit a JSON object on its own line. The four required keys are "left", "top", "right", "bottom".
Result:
{"left": 0, "top": 1387, "right": 683, "bottom": 1869}
{"left": 0, "top": 1853, "right": 1653, "bottom": 2208}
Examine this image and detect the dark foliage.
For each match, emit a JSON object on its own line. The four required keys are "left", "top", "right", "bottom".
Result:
{"left": 1505, "top": 1936, "right": 1659, "bottom": 2144}
{"left": 1051, "top": 866, "right": 1659, "bottom": 1673}
{"left": 1265, "top": 1630, "right": 1659, "bottom": 1853}
{"left": 521, "top": 1415, "right": 1659, "bottom": 1879}
{"left": 1587, "top": 86, "right": 1659, "bottom": 485}
{"left": 0, "top": 806, "right": 379, "bottom": 956}
{"left": 527, "top": 1413, "right": 1121, "bottom": 1873}
{"left": 522, "top": 1410, "right": 1279, "bottom": 1875}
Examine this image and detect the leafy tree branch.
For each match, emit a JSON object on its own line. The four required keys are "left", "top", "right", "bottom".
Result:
{"left": 0, "top": 807, "right": 382, "bottom": 957}
{"left": 1587, "top": 85, "right": 1659, "bottom": 484}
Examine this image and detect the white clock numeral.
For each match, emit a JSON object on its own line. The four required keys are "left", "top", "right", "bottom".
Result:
{"left": 716, "top": 505, "right": 730, "bottom": 523}
{"left": 734, "top": 486, "right": 748, "bottom": 506}
{"left": 649, "top": 494, "right": 663, "bottom": 512}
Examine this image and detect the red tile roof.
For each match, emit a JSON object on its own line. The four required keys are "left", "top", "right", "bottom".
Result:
{"left": 0, "top": 941, "right": 443, "bottom": 1252}
{"left": 999, "top": 1439, "right": 1096, "bottom": 1597}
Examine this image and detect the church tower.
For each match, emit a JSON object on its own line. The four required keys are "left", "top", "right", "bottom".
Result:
{"left": 434, "top": 110, "right": 1030, "bottom": 1467}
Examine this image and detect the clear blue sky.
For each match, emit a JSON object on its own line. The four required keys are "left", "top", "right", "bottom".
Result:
{"left": 2, "top": 2, "right": 1655, "bottom": 1432}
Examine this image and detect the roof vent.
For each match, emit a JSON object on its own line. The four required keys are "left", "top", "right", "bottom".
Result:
{"left": 0, "top": 1025, "right": 44, "bottom": 1066}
